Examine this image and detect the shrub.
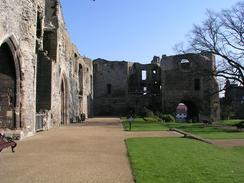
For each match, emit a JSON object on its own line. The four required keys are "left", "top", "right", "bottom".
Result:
{"left": 236, "top": 121, "right": 244, "bottom": 129}
{"left": 159, "top": 114, "right": 175, "bottom": 123}
{"left": 144, "top": 108, "right": 154, "bottom": 117}
{"left": 144, "top": 116, "right": 162, "bottom": 123}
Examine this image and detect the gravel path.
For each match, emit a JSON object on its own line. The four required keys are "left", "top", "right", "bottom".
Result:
{"left": 210, "top": 139, "right": 244, "bottom": 147}
{"left": 0, "top": 118, "right": 180, "bottom": 183}
{"left": 0, "top": 118, "right": 133, "bottom": 183}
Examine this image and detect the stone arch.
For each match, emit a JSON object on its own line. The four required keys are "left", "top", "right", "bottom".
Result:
{"left": 0, "top": 35, "right": 22, "bottom": 129}
{"left": 177, "top": 98, "right": 201, "bottom": 122}
{"left": 60, "top": 74, "right": 69, "bottom": 125}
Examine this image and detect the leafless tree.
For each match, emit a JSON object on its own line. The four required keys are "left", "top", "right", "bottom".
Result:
{"left": 176, "top": 1, "right": 244, "bottom": 86}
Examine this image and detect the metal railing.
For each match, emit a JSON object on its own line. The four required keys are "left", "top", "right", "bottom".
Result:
{"left": 36, "top": 113, "right": 45, "bottom": 132}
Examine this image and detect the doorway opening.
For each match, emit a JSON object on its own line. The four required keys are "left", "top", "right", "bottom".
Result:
{"left": 180, "top": 100, "right": 199, "bottom": 122}
{"left": 0, "top": 42, "right": 18, "bottom": 129}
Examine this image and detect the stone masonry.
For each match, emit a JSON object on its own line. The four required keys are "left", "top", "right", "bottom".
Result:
{"left": 93, "top": 53, "right": 220, "bottom": 122}
{"left": 161, "top": 53, "right": 220, "bottom": 121}
{"left": 0, "top": 0, "right": 93, "bottom": 139}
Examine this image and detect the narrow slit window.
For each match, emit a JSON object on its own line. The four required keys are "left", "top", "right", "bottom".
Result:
{"left": 194, "top": 79, "right": 201, "bottom": 91}
{"left": 141, "top": 70, "right": 147, "bottom": 80}
{"left": 107, "top": 84, "right": 112, "bottom": 94}
{"left": 79, "top": 64, "right": 83, "bottom": 95}
{"left": 36, "top": 12, "right": 42, "bottom": 39}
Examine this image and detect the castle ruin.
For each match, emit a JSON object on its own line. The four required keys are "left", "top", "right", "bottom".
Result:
{"left": 93, "top": 53, "right": 220, "bottom": 121}
{"left": 0, "top": 0, "right": 220, "bottom": 139}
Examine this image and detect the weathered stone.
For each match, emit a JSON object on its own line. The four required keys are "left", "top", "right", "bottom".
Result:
{"left": 93, "top": 53, "right": 220, "bottom": 122}
{"left": 0, "top": 0, "right": 93, "bottom": 139}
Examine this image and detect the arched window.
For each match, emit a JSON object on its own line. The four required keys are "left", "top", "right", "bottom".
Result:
{"left": 181, "top": 59, "right": 190, "bottom": 64}
{"left": 180, "top": 59, "right": 190, "bottom": 70}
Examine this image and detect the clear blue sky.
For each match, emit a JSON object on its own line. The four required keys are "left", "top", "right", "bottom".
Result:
{"left": 60, "top": 0, "right": 240, "bottom": 63}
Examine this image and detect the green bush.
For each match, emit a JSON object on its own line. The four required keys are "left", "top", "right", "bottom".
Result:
{"left": 236, "top": 121, "right": 244, "bottom": 129}
{"left": 144, "top": 108, "right": 154, "bottom": 117}
{"left": 159, "top": 114, "right": 175, "bottom": 123}
{"left": 155, "top": 111, "right": 161, "bottom": 117}
{"left": 144, "top": 116, "right": 162, "bottom": 123}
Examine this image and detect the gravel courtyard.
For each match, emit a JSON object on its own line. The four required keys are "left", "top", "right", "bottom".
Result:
{"left": 0, "top": 118, "right": 181, "bottom": 183}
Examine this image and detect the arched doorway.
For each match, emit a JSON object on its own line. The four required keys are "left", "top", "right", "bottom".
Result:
{"left": 180, "top": 100, "right": 199, "bottom": 122}
{"left": 0, "top": 42, "right": 19, "bottom": 129}
{"left": 60, "top": 77, "right": 68, "bottom": 125}
{"left": 176, "top": 103, "right": 187, "bottom": 121}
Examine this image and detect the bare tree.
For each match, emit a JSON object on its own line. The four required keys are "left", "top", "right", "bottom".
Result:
{"left": 176, "top": 1, "right": 244, "bottom": 86}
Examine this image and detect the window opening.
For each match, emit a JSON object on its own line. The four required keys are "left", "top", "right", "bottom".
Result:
{"left": 194, "top": 79, "right": 201, "bottom": 91}
{"left": 141, "top": 70, "right": 147, "bottom": 80}
{"left": 107, "top": 84, "right": 112, "bottom": 94}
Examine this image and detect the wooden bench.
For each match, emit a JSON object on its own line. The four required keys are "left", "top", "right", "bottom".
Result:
{"left": 0, "top": 134, "right": 17, "bottom": 153}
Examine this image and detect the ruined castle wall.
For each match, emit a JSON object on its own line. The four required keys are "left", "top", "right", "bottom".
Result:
{"left": 93, "top": 59, "right": 162, "bottom": 116}
{"left": 93, "top": 59, "right": 129, "bottom": 116}
{"left": 161, "top": 53, "right": 220, "bottom": 121}
{"left": 82, "top": 58, "right": 93, "bottom": 118}
{"left": 0, "top": 0, "right": 93, "bottom": 138}
{"left": 0, "top": 0, "right": 46, "bottom": 136}
{"left": 50, "top": 11, "right": 93, "bottom": 125}
{"left": 50, "top": 25, "right": 73, "bottom": 125}
{"left": 74, "top": 57, "right": 93, "bottom": 118}
{"left": 127, "top": 62, "right": 162, "bottom": 113}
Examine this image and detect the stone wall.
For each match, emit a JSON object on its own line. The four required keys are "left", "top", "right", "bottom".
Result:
{"left": 78, "top": 57, "right": 93, "bottom": 118}
{"left": 223, "top": 82, "right": 244, "bottom": 119}
{"left": 127, "top": 61, "right": 161, "bottom": 114}
{"left": 93, "top": 59, "right": 129, "bottom": 116}
{"left": 93, "top": 58, "right": 162, "bottom": 116}
{"left": 0, "top": 0, "right": 45, "bottom": 137}
{"left": 161, "top": 53, "right": 220, "bottom": 121}
{"left": 93, "top": 53, "right": 220, "bottom": 122}
{"left": 0, "top": 0, "right": 93, "bottom": 138}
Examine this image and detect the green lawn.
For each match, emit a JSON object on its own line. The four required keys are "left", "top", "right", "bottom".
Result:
{"left": 122, "top": 117, "right": 168, "bottom": 131}
{"left": 123, "top": 118, "right": 244, "bottom": 139}
{"left": 122, "top": 117, "right": 244, "bottom": 139}
{"left": 217, "top": 119, "right": 244, "bottom": 126}
{"left": 232, "top": 147, "right": 244, "bottom": 154}
{"left": 164, "top": 123, "right": 244, "bottom": 139}
{"left": 126, "top": 138, "right": 244, "bottom": 183}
